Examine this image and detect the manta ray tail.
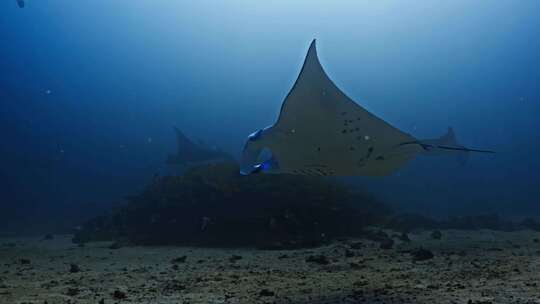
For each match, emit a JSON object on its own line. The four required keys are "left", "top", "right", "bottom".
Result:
{"left": 432, "top": 127, "right": 495, "bottom": 165}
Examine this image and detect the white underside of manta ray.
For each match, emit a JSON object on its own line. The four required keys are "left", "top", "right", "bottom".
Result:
{"left": 240, "top": 40, "right": 494, "bottom": 176}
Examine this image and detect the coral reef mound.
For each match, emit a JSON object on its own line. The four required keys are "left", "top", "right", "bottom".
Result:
{"left": 74, "top": 162, "right": 391, "bottom": 248}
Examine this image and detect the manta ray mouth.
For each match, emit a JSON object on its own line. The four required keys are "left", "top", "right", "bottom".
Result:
{"left": 240, "top": 126, "right": 277, "bottom": 175}
{"left": 240, "top": 144, "right": 278, "bottom": 175}
{"left": 240, "top": 142, "right": 262, "bottom": 175}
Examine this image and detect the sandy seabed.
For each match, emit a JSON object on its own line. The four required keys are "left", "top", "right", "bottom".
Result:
{"left": 1, "top": 230, "right": 539, "bottom": 304}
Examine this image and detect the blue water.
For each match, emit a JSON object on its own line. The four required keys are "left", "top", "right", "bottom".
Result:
{"left": 1, "top": 1, "right": 539, "bottom": 232}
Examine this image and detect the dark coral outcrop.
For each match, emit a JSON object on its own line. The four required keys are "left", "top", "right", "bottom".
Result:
{"left": 74, "top": 161, "right": 391, "bottom": 248}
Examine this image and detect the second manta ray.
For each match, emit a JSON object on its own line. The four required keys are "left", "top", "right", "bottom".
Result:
{"left": 240, "top": 40, "right": 494, "bottom": 176}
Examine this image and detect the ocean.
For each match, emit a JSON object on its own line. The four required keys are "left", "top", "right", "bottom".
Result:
{"left": 1, "top": 1, "right": 539, "bottom": 303}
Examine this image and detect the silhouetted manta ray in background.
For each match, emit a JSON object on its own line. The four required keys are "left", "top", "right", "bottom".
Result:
{"left": 240, "top": 40, "right": 494, "bottom": 176}
{"left": 16, "top": 0, "right": 25, "bottom": 8}
{"left": 166, "top": 127, "right": 231, "bottom": 166}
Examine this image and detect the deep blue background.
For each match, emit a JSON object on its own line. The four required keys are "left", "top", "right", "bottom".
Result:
{"left": 1, "top": 1, "right": 539, "bottom": 233}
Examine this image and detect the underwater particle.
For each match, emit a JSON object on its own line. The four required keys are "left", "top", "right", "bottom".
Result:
{"left": 16, "top": 0, "right": 25, "bottom": 8}
{"left": 147, "top": 137, "right": 152, "bottom": 143}
{"left": 45, "top": 89, "right": 51, "bottom": 95}
{"left": 520, "top": 96, "right": 525, "bottom": 102}
{"left": 364, "top": 135, "right": 370, "bottom": 141}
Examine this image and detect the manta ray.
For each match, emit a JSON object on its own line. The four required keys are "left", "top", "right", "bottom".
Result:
{"left": 240, "top": 40, "right": 493, "bottom": 176}
{"left": 166, "top": 127, "right": 231, "bottom": 166}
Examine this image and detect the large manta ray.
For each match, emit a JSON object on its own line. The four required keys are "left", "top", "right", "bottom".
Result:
{"left": 240, "top": 40, "right": 493, "bottom": 176}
